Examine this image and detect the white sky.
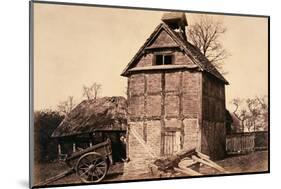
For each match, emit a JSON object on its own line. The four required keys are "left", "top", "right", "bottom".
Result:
{"left": 34, "top": 3, "right": 268, "bottom": 112}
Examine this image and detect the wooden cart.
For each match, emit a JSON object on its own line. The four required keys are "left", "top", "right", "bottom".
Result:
{"left": 67, "top": 139, "right": 113, "bottom": 183}
{"left": 38, "top": 139, "right": 113, "bottom": 186}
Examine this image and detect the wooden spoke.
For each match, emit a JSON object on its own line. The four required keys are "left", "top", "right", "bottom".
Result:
{"left": 76, "top": 152, "right": 108, "bottom": 183}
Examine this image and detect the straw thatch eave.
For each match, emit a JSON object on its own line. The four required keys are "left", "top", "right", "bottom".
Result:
{"left": 52, "top": 96, "right": 127, "bottom": 138}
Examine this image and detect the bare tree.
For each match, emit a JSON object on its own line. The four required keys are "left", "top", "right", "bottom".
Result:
{"left": 82, "top": 82, "right": 102, "bottom": 100}
{"left": 230, "top": 96, "right": 268, "bottom": 132}
{"left": 231, "top": 98, "right": 248, "bottom": 132}
{"left": 256, "top": 96, "right": 268, "bottom": 131}
{"left": 187, "top": 15, "right": 229, "bottom": 74}
{"left": 57, "top": 96, "right": 76, "bottom": 115}
{"left": 245, "top": 96, "right": 268, "bottom": 131}
{"left": 245, "top": 98, "right": 260, "bottom": 132}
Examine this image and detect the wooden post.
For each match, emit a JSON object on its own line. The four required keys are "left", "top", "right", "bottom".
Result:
{"left": 73, "top": 143, "right": 76, "bottom": 153}
{"left": 58, "top": 143, "right": 62, "bottom": 157}
{"left": 160, "top": 72, "right": 166, "bottom": 156}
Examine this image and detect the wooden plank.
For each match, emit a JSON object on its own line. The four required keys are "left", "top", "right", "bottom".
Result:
{"left": 154, "top": 148, "right": 196, "bottom": 171}
{"left": 178, "top": 159, "right": 199, "bottom": 168}
{"left": 72, "top": 143, "right": 76, "bottom": 153}
{"left": 191, "top": 155, "right": 228, "bottom": 173}
{"left": 58, "top": 144, "right": 62, "bottom": 156}
{"left": 195, "top": 150, "right": 210, "bottom": 160}
{"left": 202, "top": 158, "right": 229, "bottom": 173}
{"left": 66, "top": 139, "right": 110, "bottom": 161}
{"left": 177, "top": 148, "right": 196, "bottom": 159}
{"left": 174, "top": 167, "right": 202, "bottom": 176}
{"left": 160, "top": 72, "right": 165, "bottom": 156}
{"left": 36, "top": 168, "right": 74, "bottom": 186}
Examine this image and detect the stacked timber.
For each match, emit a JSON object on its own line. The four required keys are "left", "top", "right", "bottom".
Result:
{"left": 150, "top": 149, "right": 229, "bottom": 177}
{"left": 154, "top": 149, "right": 196, "bottom": 171}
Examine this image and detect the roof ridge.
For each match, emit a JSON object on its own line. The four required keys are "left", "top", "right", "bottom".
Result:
{"left": 162, "top": 23, "right": 228, "bottom": 84}
{"left": 120, "top": 23, "right": 163, "bottom": 76}
{"left": 121, "top": 22, "right": 228, "bottom": 84}
{"left": 161, "top": 23, "right": 205, "bottom": 71}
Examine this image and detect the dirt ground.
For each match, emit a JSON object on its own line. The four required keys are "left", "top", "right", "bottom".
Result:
{"left": 199, "top": 150, "right": 268, "bottom": 175}
{"left": 34, "top": 150, "right": 268, "bottom": 187}
{"left": 217, "top": 150, "right": 268, "bottom": 173}
{"left": 34, "top": 160, "right": 124, "bottom": 186}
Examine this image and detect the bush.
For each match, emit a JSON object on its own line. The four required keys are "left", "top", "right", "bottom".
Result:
{"left": 34, "top": 110, "right": 64, "bottom": 163}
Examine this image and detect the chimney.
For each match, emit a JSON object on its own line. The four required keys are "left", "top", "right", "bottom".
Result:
{"left": 161, "top": 12, "right": 188, "bottom": 41}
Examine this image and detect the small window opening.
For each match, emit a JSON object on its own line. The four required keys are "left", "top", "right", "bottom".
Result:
{"left": 156, "top": 55, "right": 163, "bottom": 65}
{"left": 164, "top": 55, "right": 172, "bottom": 65}
{"left": 155, "top": 54, "right": 173, "bottom": 65}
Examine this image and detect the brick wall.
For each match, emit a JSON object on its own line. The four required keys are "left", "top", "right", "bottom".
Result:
{"left": 123, "top": 121, "right": 161, "bottom": 179}
{"left": 165, "top": 72, "right": 181, "bottom": 92}
{"left": 146, "top": 120, "right": 161, "bottom": 156}
{"left": 126, "top": 70, "right": 203, "bottom": 175}
{"left": 128, "top": 71, "right": 201, "bottom": 120}
{"left": 128, "top": 96, "right": 144, "bottom": 119}
{"left": 165, "top": 118, "right": 181, "bottom": 129}
{"left": 182, "top": 71, "right": 201, "bottom": 118}
{"left": 128, "top": 74, "right": 144, "bottom": 96}
{"left": 147, "top": 73, "right": 161, "bottom": 94}
{"left": 147, "top": 95, "right": 161, "bottom": 117}
{"left": 183, "top": 118, "right": 199, "bottom": 150}
{"left": 165, "top": 95, "right": 179, "bottom": 117}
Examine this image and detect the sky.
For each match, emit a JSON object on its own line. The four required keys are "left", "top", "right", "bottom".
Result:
{"left": 33, "top": 3, "right": 268, "bottom": 111}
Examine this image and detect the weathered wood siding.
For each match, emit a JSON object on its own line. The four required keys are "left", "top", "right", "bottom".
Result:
{"left": 201, "top": 74, "right": 226, "bottom": 159}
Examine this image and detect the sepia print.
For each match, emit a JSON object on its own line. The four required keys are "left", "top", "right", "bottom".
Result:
{"left": 30, "top": 1, "right": 269, "bottom": 188}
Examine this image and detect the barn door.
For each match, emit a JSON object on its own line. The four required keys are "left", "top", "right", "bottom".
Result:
{"left": 163, "top": 131, "right": 181, "bottom": 156}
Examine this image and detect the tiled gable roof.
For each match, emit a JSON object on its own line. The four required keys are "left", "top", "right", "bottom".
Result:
{"left": 121, "top": 22, "right": 229, "bottom": 85}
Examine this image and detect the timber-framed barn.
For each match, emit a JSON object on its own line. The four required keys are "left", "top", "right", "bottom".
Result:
{"left": 121, "top": 12, "right": 229, "bottom": 175}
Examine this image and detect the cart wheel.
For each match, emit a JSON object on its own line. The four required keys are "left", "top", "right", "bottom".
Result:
{"left": 76, "top": 152, "right": 109, "bottom": 183}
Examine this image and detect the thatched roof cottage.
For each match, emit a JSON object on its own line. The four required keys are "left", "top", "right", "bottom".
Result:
{"left": 52, "top": 96, "right": 127, "bottom": 158}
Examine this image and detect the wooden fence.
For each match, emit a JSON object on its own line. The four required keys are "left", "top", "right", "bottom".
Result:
{"left": 226, "top": 131, "right": 268, "bottom": 155}
{"left": 226, "top": 133, "right": 255, "bottom": 155}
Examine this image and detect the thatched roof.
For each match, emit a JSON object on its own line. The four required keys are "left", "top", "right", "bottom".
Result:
{"left": 52, "top": 96, "right": 127, "bottom": 138}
